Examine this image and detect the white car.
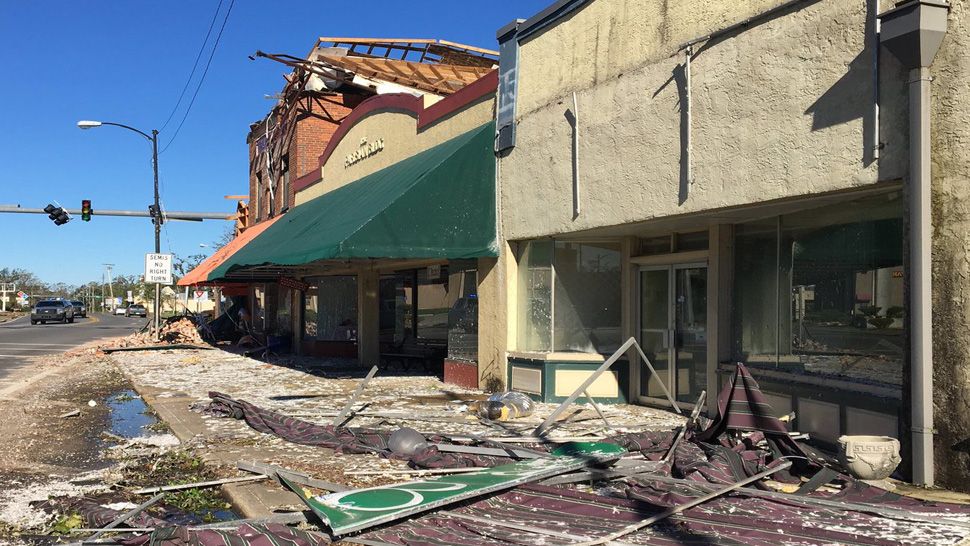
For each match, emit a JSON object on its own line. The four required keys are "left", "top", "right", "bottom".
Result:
{"left": 113, "top": 306, "right": 127, "bottom": 315}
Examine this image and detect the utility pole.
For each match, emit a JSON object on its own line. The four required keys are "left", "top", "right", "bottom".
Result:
{"left": 152, "top": 128, "right": 162, "bottom": 336}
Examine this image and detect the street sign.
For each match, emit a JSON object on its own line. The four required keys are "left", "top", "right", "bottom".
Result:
{"left": 144, "top": 253, "right": 173, "bottom": 284}
{"left": 194, "top": 290, "right": 208, "bottom": 301}
{"left": 285, "top": 441, "right": 625, "bottom": 535}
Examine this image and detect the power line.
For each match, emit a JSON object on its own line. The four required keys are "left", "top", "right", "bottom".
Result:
{"left": 160, "top": 0, "right": 235, "bottom": 154}
{"left": 159, "top": 0, "right": 225, "bottom": 133}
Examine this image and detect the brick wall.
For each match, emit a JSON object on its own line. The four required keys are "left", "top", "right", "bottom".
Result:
{"left": 246, "top": 93, "right": 360, "bottom": 225}
{"left": 289, "top": 94, "right": 360, "bottom": 201}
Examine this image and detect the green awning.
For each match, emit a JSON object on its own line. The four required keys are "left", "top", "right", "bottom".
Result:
{"left": 209, "top": 122, "right": 496, "bottom": 280}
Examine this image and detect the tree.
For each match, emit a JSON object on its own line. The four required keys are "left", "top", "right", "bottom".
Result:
{"left": 213, "top": 225, "right": 235, "bottom": 248}
{"left": 173, "top": 253, "right": 208, "bottom": 285}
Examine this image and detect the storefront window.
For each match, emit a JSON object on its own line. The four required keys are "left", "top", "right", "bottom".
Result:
{"left": 303, "top": 284, "right": 318, "bottom": 339}
{"left": 516, "top": 241, "right": 621, "bottom": 354}
{"left": 517, "top": 241, "right": 553, "bottom": 352}
{"left": 253, "top": 286, "right": 265, "bottom": 332}
{"left": 316, "top": 276, "right": 358, "bottom": 341}
{"left": 554, "top": 242, "right": 622, "bottom": 353}
{"left": 417, "top": 267, "right": 450, "bottom": 341}
{"left": 447, "top": 260, "right": 478, "bottom": 362}
{"left": 380, "top": 273, "right": 414, "bottom": 344}
{"left": 276, "top": 285, "right": 293, "bottom": 336}
{"left": 733, "top": 192, "right": 905, "bottom": 385}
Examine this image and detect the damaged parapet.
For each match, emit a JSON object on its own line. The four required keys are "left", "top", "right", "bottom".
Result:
{"left": 878, "top": 0, "right": 950, "bottom": 487}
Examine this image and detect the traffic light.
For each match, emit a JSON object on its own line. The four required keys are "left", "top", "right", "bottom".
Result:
{"left": 44, "top": 203, "right": 70, "bottom": 226}
{"left": 81, "top": 199, "right": 92, "bottom": 221}
{"left": 148, "top": 204, "right": 163, "bottom": 225}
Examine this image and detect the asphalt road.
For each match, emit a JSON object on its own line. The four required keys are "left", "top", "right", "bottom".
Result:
{"left": 0, "top": 313, "right": 144, "bottom": 380}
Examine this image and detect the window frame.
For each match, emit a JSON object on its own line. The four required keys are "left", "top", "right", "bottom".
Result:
{"left": 516, "top": 239, "right": 622, "bottom": 354}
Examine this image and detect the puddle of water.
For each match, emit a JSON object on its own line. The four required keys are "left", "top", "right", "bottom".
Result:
{"left": 162, "top": 509, "right": 239, "bottom": 526}
{"left": 106, "top": 389, "right": 159, "bottom": 438}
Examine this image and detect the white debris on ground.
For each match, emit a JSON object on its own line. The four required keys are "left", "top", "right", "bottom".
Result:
{"left": 108, "top": 347, "right": 683, "bottom": 485}
{"left": 0, "top": 470, "right": 109, "bottom": 529}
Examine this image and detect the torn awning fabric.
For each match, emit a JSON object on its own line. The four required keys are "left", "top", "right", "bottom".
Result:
{"left": 358, "top": 482, "right": 970, "bottom": 546}
{"left": 204, "top": 391, "right": 514, "bottom": 468}
{"left": 695, "top": 362, "right": 807, "bottom": 460}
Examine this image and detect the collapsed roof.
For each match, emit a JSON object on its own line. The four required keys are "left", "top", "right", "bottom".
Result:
{"left": 249, "top": 37, "right": 497, "bottom": 138}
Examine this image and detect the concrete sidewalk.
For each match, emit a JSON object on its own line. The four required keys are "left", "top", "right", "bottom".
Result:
{"left": 109, "top": 346, "right": 683, "bottom": 519}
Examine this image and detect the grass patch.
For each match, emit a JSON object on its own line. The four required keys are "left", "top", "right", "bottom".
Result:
{"left": 165, "top": 489, "right": 231, "bottom": 521}
{"left": 122, "top": 450, "right": 232, "bottom": 522}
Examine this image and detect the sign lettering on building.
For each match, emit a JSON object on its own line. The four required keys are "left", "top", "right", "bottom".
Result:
{"left": 278, "top": 276, "right": 310, "bottom": 292}
{"left": 144, "top": 253, "right": 173, "bottom": 285}
{"left": 344, "top": 136, "right": 384, "bottom": 168}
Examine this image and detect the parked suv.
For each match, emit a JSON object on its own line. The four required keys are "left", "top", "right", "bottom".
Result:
{"left": 71, "top": 300, "right": 87, "bottom": 318}
{"left": 125, "top": 304, "right": 147, "bottom": 318}
{"left": 31, "top": 300, "right": 75, "bottom": 324}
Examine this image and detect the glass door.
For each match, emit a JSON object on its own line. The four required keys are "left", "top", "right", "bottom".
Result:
{"left": 674, "top": 266, "right": 707, "bottom": 404}
{"left": 639, "top": 264, "right": 708, "bottom": 406}
{"left": 639, "top": 267, "right": 671, "bottom": 401}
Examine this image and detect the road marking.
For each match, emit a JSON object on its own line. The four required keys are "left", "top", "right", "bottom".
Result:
{"left": 0, "top": 348, "right": 58, "bottom": 352}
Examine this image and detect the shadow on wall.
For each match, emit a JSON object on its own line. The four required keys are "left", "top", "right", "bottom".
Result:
{"left": 804, "top": 0, "right": 882, "bottom": 168}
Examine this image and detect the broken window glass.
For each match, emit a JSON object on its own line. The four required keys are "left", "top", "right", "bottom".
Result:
{"left": 303, "top": 284, "right": 318, "bottom": 339}
{"left": 553, "top": 242, "right": 622, "bottom": 354}
{"left": 517, "top": 241, "right": 553, "bottom": 352}
{"left": 417, "top": 266, "right": 450, "bottom": 341}
{"left": 515, "top": 241, "right": 621, "bottom": 354}
{"left": 447, "top": 260, "right": 478, "bottom": 361}
{"left": 276, "top": 285, "right": 293, "bottom": 336}
{"left": 316, "top": 276, "right": 358, "bottom": 341}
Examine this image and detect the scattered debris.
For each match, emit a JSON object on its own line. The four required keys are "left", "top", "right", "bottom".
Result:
{"left": 59, "top": 409, "right": 81, "bottom": 419}
{"left": 99, "top": 317, "right": 206, "bottom": 352}
{"left": 79, "top": 346, "right": 970, "bottom": 546}
{"left": 468, "top": 391, "right": 534, "bottom": 421}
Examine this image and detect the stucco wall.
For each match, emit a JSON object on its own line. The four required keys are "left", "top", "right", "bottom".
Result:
{"left": 295, "top": 97, "right": 495, "bottom": 205}
{"left": 930, "top": 0, "right": 970, "bottom": 491}
{"left": 501, "top": 0, "right": 908, "bottom": 240}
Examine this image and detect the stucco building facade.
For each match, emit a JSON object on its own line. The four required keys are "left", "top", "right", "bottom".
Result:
{"left": 489, "top": 0, "right": 970, "bottom": 490}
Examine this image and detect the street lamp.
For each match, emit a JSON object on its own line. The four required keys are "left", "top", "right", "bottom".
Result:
{"left": 78, "top": 119, "right": 162, "bottom": 337}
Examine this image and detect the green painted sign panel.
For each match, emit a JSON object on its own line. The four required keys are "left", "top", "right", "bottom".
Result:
{"left": 284, "top": 441, "right": 624, "bottom": 536}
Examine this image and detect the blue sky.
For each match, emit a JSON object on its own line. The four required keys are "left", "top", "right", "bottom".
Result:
{"left": 0, "top": 0, "right": 548, "bottom": 286}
